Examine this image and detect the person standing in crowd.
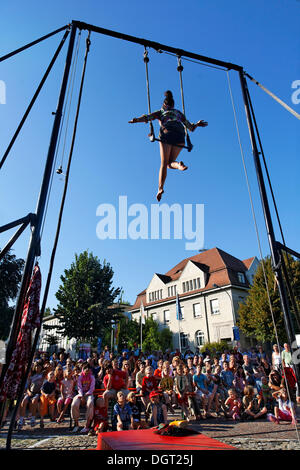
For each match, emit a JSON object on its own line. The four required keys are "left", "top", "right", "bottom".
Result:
{"left": 272, "top": 344, "right": 282, "bottom": 371}
{"left": 281, "top": 343, "right": 293, "bottom": 368}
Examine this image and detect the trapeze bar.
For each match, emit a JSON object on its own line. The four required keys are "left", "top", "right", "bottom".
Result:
{"left": 73, "top": 20, "right": 243, "bottom": 72}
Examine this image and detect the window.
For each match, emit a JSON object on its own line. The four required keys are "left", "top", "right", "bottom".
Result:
{"left": 237, "top": 272, "right": 245, "bottom": 283}
{"left": 193, "top": 279, "right": 197, "bottom": 290}
{"left": 160, "top": 289, "right": 163, "bottom": 299}
{"left": 193, "top": 303, "right": 201, "bottom": 318}
{"left": 189, "top": 280, "right": 193, "bottom": 291}
{"left": 180, "top": 306, "right": 185, "bottom": 320}
{"left": 164, "top": 310, "right": 170, "bottom": 324}
{"left": 168, "top": 286, "right": 176, "bottom": 297}
{"left": 195, "top": 330, "right": 205, "bottom": 347}
{"left": 180, "top": 332, "right": 189, "bottom": 349}
{"left": 152, "top": 312, "right": 157, "bottom": 321}
{"left": 197, "top": 277, "right": 201, "bottom": 289}
{"left": 182, "top": 282, "right": 186, "bottom": 293}
{"left": 210, "top": 298, "right": 220, "bottom": 315}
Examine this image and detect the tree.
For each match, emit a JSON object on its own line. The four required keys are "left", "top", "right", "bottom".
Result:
{"left": 54, "top": 251, "right": 121, "bottom": 343}
{"left": 117, "top": 317, "right": 140, "bottom": 351}
{"left": 142, "top": 317, "right": 173, "bottom": 353}
{"left": 0, "top": 249, "right": 24, "bottom": 340}
{"left": 238, "top": 255, "right": 300, "bottom": 344}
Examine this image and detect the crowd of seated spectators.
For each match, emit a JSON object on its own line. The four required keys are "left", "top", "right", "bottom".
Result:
{"left": 14, "top": 342, "right": 299, "bottom": 434}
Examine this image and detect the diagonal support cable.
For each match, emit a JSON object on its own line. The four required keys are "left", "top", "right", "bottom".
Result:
{"left": 0, "top": 29, "right": 70, "bottom": 171}
{"left": 245, "top": 72, "right": 300, "bottom": 120}
{"left": 0, "top": 25, "right": 69, "bottom": 63}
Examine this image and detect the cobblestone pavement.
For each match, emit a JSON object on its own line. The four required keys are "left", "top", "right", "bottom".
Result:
{"left": 1, "top": 409, "right": 300, "bottom": 451}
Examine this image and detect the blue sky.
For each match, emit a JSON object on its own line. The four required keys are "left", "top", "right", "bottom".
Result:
{"left": 0, "top": 0, "right": 299, "bottom": 310}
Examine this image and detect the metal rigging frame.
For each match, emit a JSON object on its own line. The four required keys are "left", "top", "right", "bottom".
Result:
{"left": 0, "top": 20, "right": 299, "bottom": 439}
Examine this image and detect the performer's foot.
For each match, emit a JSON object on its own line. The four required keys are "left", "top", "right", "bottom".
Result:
{"left": 178, "top": 161, "right": 188, "bottom": 171}
{"left": 156, "top": 189, "right": 164, "bottom": 202}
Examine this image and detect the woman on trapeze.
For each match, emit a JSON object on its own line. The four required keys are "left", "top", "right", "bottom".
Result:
{"left": 129, "top": 90, "right": 207, "bottom": 201}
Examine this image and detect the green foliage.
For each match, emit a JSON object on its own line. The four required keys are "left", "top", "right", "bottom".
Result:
{"left": 238, "top": 255, "right": 300, "bottom": 344}
{"left": 200, "top": 341, "right": 229, "bottom": 356}
{"left": 117, "top": 316, "right": 140, "bottom": 350}
{"left": 141, "top": 317, "right": 173, "bottom": 353}
{"left": 0, "top": 249, "right": 24, "bottom": 340}
{"left": 54, "top": 251, "right": 121, "bottom": 342}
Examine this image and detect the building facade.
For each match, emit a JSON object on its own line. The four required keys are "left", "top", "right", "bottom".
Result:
{"left": 129, "top": 247, "right": 259, "bottom": 351}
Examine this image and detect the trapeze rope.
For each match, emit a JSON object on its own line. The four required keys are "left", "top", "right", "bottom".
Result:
{"left": 40, "top": 31, "right": 82, "bottom": 241}
{"left": 227, "top": 70, "right": 300, "bottom": 442}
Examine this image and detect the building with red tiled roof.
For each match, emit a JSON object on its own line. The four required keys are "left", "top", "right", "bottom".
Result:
{"left": 128, "top": 247, "right": 259, "bottom": 351}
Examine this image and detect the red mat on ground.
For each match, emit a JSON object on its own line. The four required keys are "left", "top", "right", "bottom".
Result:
{"left": 97, "top": 429, "right": 236, "bottom": 450}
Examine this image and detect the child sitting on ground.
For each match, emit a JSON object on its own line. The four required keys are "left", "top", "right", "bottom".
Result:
{"left": 146, "top": 390, "right": 168, "bottom": 427}
{"left": 224, "top": 388, "right": 242, "bottom": 420}
{"left": 89, "top": 395, "right": 109, "bottom": 435}
{"left": 268, "top": 388, "right": 297, "bottom": 425}
{"left": 127, "top": 391, "right": 147, "bottom": 429}
{"left": 258, "top": 376, "right": 275, "bottom": 414}
{"left": 112, "top": 391, "right": 134, "bottom": 431}
{"left": 242, "top": 385, "right": 267, "bottom": 421}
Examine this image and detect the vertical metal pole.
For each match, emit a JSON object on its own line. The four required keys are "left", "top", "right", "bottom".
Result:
{"left": 239, "top": 70, "right": 300, "bottom": 387}
{"left": 0, "top": 23, "right": 77, "bottom": 389}
{"left": 203, "top": 295, "right": 210, "bottom": 343}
